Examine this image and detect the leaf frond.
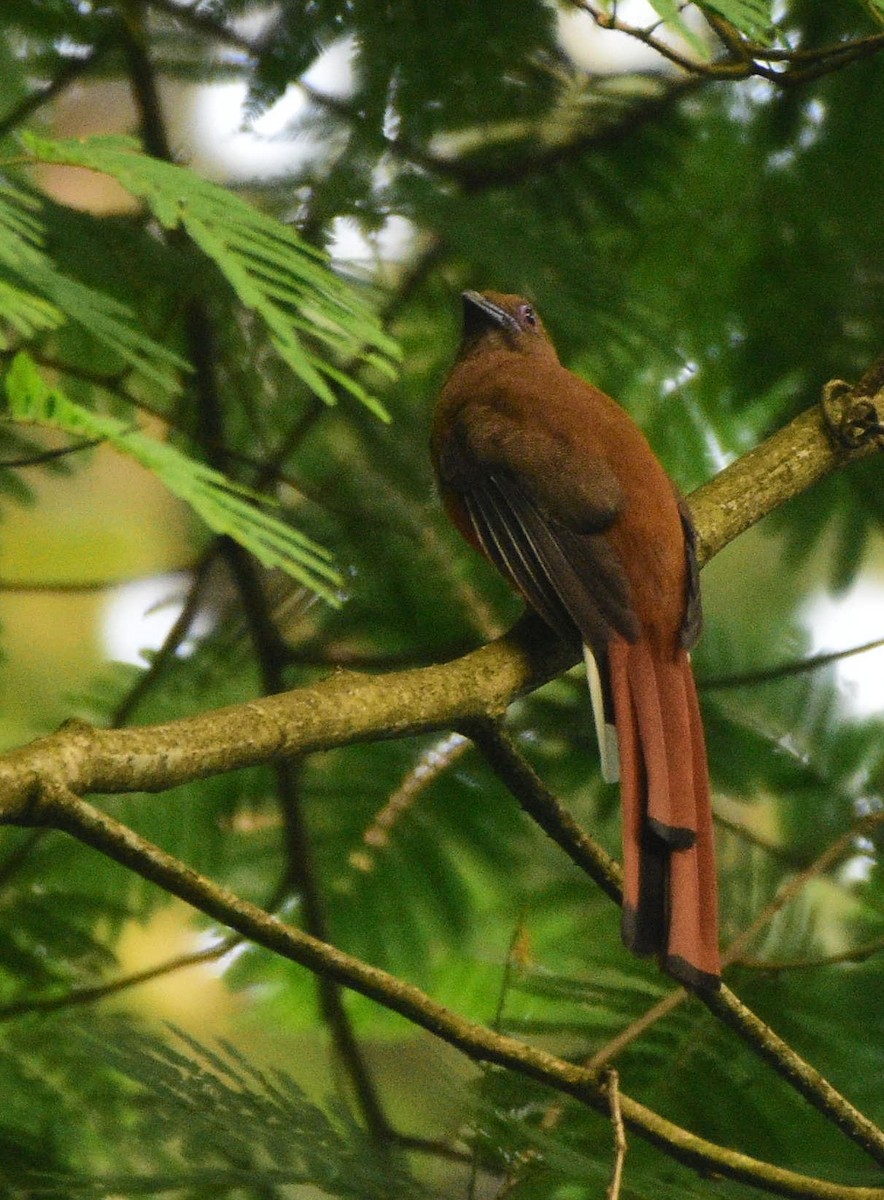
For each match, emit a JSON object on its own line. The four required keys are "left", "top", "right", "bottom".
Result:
{"left": 2, "top": 353, "right": 343, "bottom": 601}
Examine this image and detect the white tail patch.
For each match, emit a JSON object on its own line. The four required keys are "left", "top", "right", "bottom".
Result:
{"left": 583, "top": 644, "right": 620, "bottom": 783}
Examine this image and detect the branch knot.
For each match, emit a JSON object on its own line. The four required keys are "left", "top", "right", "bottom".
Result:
{"left": 821, "top": 374, "right": 884, "bottom": 450}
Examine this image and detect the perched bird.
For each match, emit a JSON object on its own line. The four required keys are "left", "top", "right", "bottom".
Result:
{"left": 431, "top": 290, "right": 720, "bottom": 990}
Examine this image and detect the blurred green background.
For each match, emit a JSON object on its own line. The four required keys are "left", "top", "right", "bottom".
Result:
{"left": 0, "top": 2, "right": 883, "bottom": 1196}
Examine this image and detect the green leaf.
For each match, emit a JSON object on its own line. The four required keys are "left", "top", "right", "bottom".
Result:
{"left": 2, "top": 352, "right": 343, "bottom": 602}
{"left": 0, "top": 277, "right": 63, "bottom": 347}
{"left": 9, "top": 1020, "right": 430, "bottom": 1198}
{"left": 697, "top": 0, "right": 774, "bottom": 42}
{"left": 0, "top": 182, "right": 186, "bottom": 388}
{"left": 16, "top": 133, "right": 400, "bottom": 415}
{"left": 648, "top": 0, "right": 711, "bottom": 58}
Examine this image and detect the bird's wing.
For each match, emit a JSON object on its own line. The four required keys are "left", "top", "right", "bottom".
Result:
{"left": 460, "top": 465, "right": 640, "bottom": 650}
{"left": 459, "top": 466, "right": 638, "bottom": 783}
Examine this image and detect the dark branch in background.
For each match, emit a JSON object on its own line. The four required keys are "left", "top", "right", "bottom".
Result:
{"left": 0, "top": 829, "right": 45, "bottom": 892}
{"left": 112, "top": 553, "right": 215, "bottom": 726}
{"left": 0, "top": 938, "right": 235, "bottom": 1023}
{"left": 0, "top": 435, "right": 104, "bottom": 468}
{"left": 702, "top": 634, "right": 884, "bottom": 690}
{"left": 0, "top": 39, "right": 113, "bottom": 140}
{"left": 119, "top": 3, "right": 392, "bottom": 1147}
{"left": 148, "top": 0, "right": 256, "bottom": 55}
{"left": 466, "top": 719, "right": 622, "bottom": 905}
{"left": 300, "top": 74, "right": 703, "bottom": 194}
{"left": 575, "top": 1, "right": 884, "bottom": 86}
{"left": 221, "top": 539, "right": 394, "bottom": 1145}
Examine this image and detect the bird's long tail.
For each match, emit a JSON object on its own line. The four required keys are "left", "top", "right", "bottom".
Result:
{"left": 606, "top": 633, "right": 720, "bottom": 990}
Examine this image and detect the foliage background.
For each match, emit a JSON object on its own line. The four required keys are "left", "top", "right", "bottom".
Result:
{"left": 0, "top": 1, "right": 883, "bottom": 1197}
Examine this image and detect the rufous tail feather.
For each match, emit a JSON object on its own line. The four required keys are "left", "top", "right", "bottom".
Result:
{"left": 608, "top": 634, "right": 720, "bottom": 989}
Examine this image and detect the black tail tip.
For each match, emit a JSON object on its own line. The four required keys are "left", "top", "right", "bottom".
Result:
{"left": 665, "top": 953, "right": 721, "bottom": 992}
{"left": 647, "top": 817, "right": 697, "bottom": 851}
{"left": 621, "top": 903, "right": 665, "bottom": 958}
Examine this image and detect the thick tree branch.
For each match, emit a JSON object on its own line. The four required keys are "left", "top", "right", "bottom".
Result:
{"left": 0, "top": 612, "right": 570, "bottom": 807}
{"left": 1, "top": 377, "right": 880, "bottom": 810}
{"left": 690, "top": 370, "right": 884, "bottom": 567}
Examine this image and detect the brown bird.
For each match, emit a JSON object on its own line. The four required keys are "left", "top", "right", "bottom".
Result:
{"left": 431, "top": 290, "right": 720, "bottom": 990}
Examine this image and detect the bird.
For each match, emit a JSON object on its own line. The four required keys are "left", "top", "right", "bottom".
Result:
{"left": 430, "top": 290, "right": 720, "bottom": 990}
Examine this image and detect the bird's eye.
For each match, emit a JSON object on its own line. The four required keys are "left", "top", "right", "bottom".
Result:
{"left": 520, "top": 304, "right": 537, "bottom": 328}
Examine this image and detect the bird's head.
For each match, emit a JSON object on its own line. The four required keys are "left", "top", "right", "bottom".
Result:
{"left": 458, "top": 290, "right": 557, "bottom": 359}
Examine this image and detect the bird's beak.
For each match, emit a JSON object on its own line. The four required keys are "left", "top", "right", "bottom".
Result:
{"left": 461, "top": 290, "right": 519, "bottom": 339}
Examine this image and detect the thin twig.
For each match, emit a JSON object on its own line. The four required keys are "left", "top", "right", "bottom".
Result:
{"left": 348, "top": 733, "right": 470, "bottom": 874}
{"left": 719, "top": 815, "right": 884, "bottom": 970}
{"left": 588, "top": 989, "right": 685, "bottom": 1072}
{"left": 0, "top": 41, "right": 112, "bottom": 139}
{"left": 605, "top": 1068, "right": 627, "bottom": 1200}
{"left": 739, "top": 934, "right": 884, "bottom": 973}
{"left": 111, "top": 554, "right": 216, "bottom": 725}
{"left": 0, "top": 938, "right": 234, "bottom": 1023}
{"left": 0, "top": 565, "right": 200, "bottom": 593}
{"left": 702, "top": 636, "right": 884, "bottom": 690}
{"left": 0, "top": 436, "right": 105, "bottom": 468}
{"left": 575, "top": 1, "right": 884, "bottom": 86}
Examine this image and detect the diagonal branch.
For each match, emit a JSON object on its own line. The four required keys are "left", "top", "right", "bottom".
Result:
{"left": 466, "top": 722, "right": 884, "bottom": 1169}
{"left": 24, "top": 780, "right": 884, "bottom": 1200}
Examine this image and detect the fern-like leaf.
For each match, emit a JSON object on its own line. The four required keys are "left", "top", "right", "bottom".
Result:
{"left": 0, "top": 182, "right": 186, "bottom": 388}
{"left": 15, "top": 1021, "right": 429, "bottom": 1198}
{"left": 18, "top": 133, "right": 400, "bottom": 417}
{"left": 3, "top": 352, "right": 342, "bottom": 601}
{"left": 698, "top": 0, "right": 774, "bottom": 41}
